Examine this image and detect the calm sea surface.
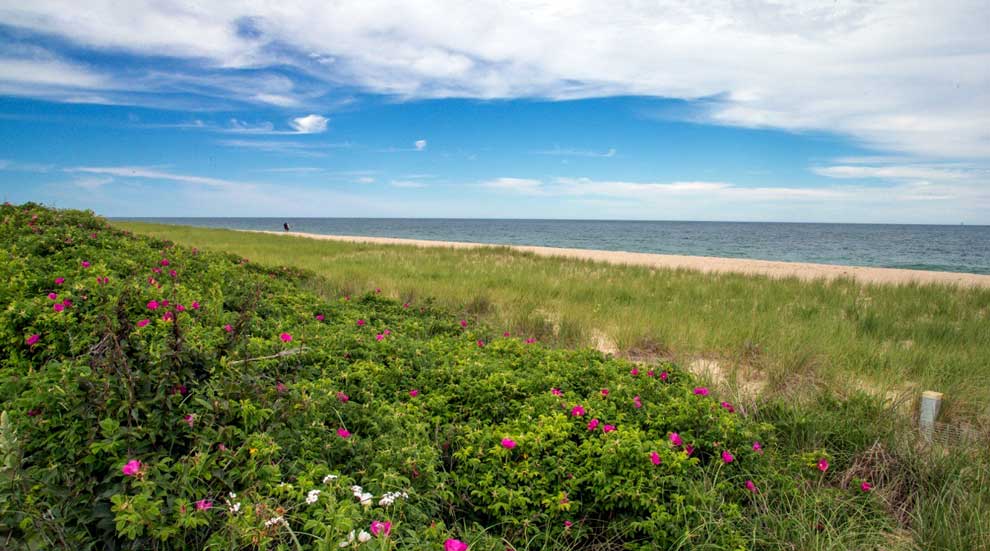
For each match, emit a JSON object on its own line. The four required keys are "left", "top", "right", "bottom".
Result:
{"left": 117, "top": 218, "right": 990, "bottom": 275}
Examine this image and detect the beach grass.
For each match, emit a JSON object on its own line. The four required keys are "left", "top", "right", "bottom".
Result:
{"left": 114, "top": 222, "right": 990, "bottom": 419}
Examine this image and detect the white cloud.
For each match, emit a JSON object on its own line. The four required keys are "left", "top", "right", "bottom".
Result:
{"left": 356, "top": 176, "right": 375, "bottom": 184}
{"left": 73, "top": 176, "right": 113, "bottom": 190}
{"left": 479, "top": 177, "right": 545, "bottom": 194}
{"left": 390, "top": 180, "right": 427, "bottom": 188}
{"left": 66, "top": 166, "right": 250, "bottom": 190}
{"left": 290, "top": 114, "right": 329, "bottom": 134}
{"left": 534, "top": 147, "right": 616, "bottom": 158}
{"left": 812, "top": 165, "right": 971, "bottom": 181}
{"left": 0, "top": 2, "right": 988, "bottom": 158}
{"left": 414, "top": 139, "right": 427, "bottom": 151}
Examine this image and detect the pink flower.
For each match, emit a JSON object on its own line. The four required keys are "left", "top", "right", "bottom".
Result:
{"left": 602, "top": 424, "right": 616, "bottom": 433}
{"left": 152, "top": 267, "right": 161, "bottom": 274}
{"left": 61, "top": 299, "right": 72, "bottom": 308}
{"left": 409, "top": 389, "right": 419, "bottom": 397}
{"left": 600, "top": 388, "right": 609, "bottom": 397}
{"left": 81, "top": 260, "right": 90, "bottom": 268}
{"left": 633, "top": 396, "right": 643, "bottom": 409}
{"left": 669, "top": 432, "right": 682, "bottom": 447}
{"left": 445, "top": 539, "right": 468, "bottom": 551}
{"left": 721, "top": 401, "right": 735, "bottom": 413}
{"left": 337, "top": 391, "right": 349, "bottom": 402}
{"left": 195, "top": 499, "right": 212, "bottom": 511}
{"left": 818, "top": 458, "right": 829, "bottom": 472}
{"left": 121, "top": 460, "right": 142, "bottom": 477}
{"left": 160, "top": 258, "right": 169, "bottom": 266}
{"left": 162, "top": 311, "right": 174, "bottom": 322}
{"left": 685, "top": 444, "right": 695, "bottom": 457}
{"left": 551, "top": 388, "right": 563, "bottom": 396}
{"left": 587, "top": 418, "right": 600, "bottom": 431}
{"left": 375, "top": 288, "right": 381, "bottom": 294}
{"left": 137, "top": 319, "right": 150, "bottom": 328}
{"left": 860, "top": 481, "right": 872, "bottom": 492}
{"left": 47, "top": 292, "right": 57, "bottom": 300}
{"left": 183, "top": 414, "right": 194, "bottom": 427}
{"left": 721, "top": 450, "right": 734, "bottom": 464}
{"left": 501, "top": 438, "right": 516, "bottom": 449}
{"left": 175, "top": 304, "right": 186, "bottom": 312}
{"left": 172, "top": 384, "right": 188, "bottom": 396}
{"left": 276, "top": 382, "right": 287, "bottom": 393}
{"left": 337, "top": 428, "right": 350, "bottom": 438}
{"left": 570, "top": 405, "right": 585, "bottom": 417}
{"left": 647, "top": 369, "right": 655, "bottom": 377}
{"left": 630, "top": 367, "right": 639, "bottom": 376}
{"left": 402, "top": 303, "right": 409, "bottom": 308}
{"left": 147, "top": 300, "right": 159, "bottom": 310}
{"left": 279, "top": 332, "right": 292, "bottom": 342}
{"left": 169, "top": 269, "right": 177, "bottom": 278}
{"left": 161, "top": 300, "right": 169, "bottom": 307}
{"left": 460, "top": 319, "right": 468, "bottom": 328}
{"left": 525, "top": 337, "right": 536, "bottom": 344}
{"left": 223, "top": 324, "right": 233, "bottom": 333}
{"left": 745, "top": 480, "right": 758, "bottom": 493}
{"left": 564, "top": 520, "right": 573, "bottom": 528}
{"left": 660, "top": 371, "right": 669, "bottom": 381}
{"left": 650, "top": 451, "right": 662, "bottom": 465}
{"left": 476, "top": 340, "right": 485, "bottom": 347}
{"left": 53, "top": 303, "right": 65, "bottom": 312}
{"left": 357, "top": 319, "right": 366, "bottom": 326}
{"left": 693, "top": 387, "right": 709, "bottom": 396}
{"left": 503, "top": 331, "right": 510, "bottom": 337}
{"left": 25, "top": 334, "right": 39, "bottom": 346}
{"left": 54, "top": 277, "right": 64, "bottom": 285}
{"left": 376, "top": 333, "right": 384, "bottom": 341}
{"left": 753, "top": 441, "right": 763, "bottom": 454}
{"left": 191, "top": 301, "right": 200, "bottom": 310}
{"left": 370, "top": 520, "right": 392, "bottom": 537}
{"left": 315, "top": 314, "right": 324, "bottom": 321}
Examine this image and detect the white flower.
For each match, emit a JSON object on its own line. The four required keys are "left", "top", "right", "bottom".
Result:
{"left": 323, "top": 474, "right": 338, "bottom": 484}
{"left": 229, "top": 491, "right": 237, "bottom": 499}
{"left": 357, "top": 530, "right": 372, "bottom": 543}
{"left": 306, "top": 489, "right": 321, "bottom": 504}
{"left": 338, "top": 530, "right": 356, "bottom": 548}
{"left": 264, "top": 516, "right": 284, "bottom": 528}
{"left": 230, "top": 502, "right": 241, "bottom": 514}
{"left": 359, "top": 492, "right": 373, "bottom": 506}
{"left": 350, "top": 485, "right": 362, "bottom": 494}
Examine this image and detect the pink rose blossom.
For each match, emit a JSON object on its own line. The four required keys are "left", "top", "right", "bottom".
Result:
{"left": 122, "top": 460, "right": 142, "bottom": 476}
{"left": 55, "top": 277, "right": 64, "bottom": 285}
{"left": 564, "top": 520, "right": 573, "bottom": 528}
{"left": 136, "top": 319, "right": 150, "bottom": 328}
{"left": 444, "top": 540, "right": 468, "bottom": 551}
{"left": 147, "top": 300, "right": 159, "bottom": 310}
{"left": 721, "top": 450, "right": 734, "bottom": 464}
{"left": 223, "top": 324, "right": 233, "bottom": 333}
{"left": 402, "top": 303, "right": 409, "bottom": 308}
{"left": 660, "top": 371, "right": 669, "bottom": 381}
{"left": 745, "top": 480, "right": 758, "bottom": 493}
{"left": 47, "top": 292, "right": 57, "bottom": 300}
{"left": 647, "top": 369, "right": 655, "bottom": 377}
{"left": 152, "top": 267, "right": 161, "bottom": 274}
{"left": 276, "top": 382, "right": 287, "bottom": 393}
{"left": 315, "top": 314, "right": 324, "bottom": 321}
{"left": 693, "top": 387, "right": 709, "bottom": 396}
{"left": 191, "top": 301, "right": 200, "bottom": 310}
{"left": 600, "top": 388, "right": 609, "bottom": 397}
{"left": 169, "top": 269, "right": 177, "bottom": 278}
{"left": 333, "top": 392, "right": 348, "bottom": 403}
{"left": 459, "top": 320, "right": 468, "bottom": 328}
{"left": 501, "top": 438, "right": 516, "bottom": 449}
{"left": 183, "top": 414, "right": 194, "bottom": 427}
{"left": 570, "top": 405, "right": 585, "bottom": 417}
{"left": 525, "top": 337, "right": 536, "bottom": 344}
{"left": 630, "top": 368, "right": 639, "bottom": 376}
{"left": 685, "top": 444, "right": 695, "bottom": 457}
{"left": 602, "top": 424, "right": 616, "bottom": 433}
{"left": 53, "top": 303, "right": 65, "bottom": 312}
{"left": 753, "top": 441, "right": 763, "bottom": 454}
{"left": 818, "top": 458, "right": 829, "bottom": 472}
{"left": 376, "top": 333, "right": 384, "bottom": 341}
{"left": 160, "top": 259, "right": 169, "bottom": 266}
{"left": 357, "top": 319, "right": 366, "bottom": 326}
{"left": 175, "top": 304, "right": 186, "bottom": 312}
{"left": 476, "top": 340, "right": 485, "bottom": 347}
{"left": 25, "top": 334, "right": 40, "bottom": 346}
{"left": 370, "top": 520, "right": 392, "bottom": 537}
{"left": 409, "top": 389, "right": 419, "bottom": 397}
{"left": 162, "top": 311, "right": 174, "bottom": 322}
{"left": 503, "top": 331, "right": 510, "bottom": 337}
{"left": 669, "top": 432, "right": 682, "bottom": 447}
{"left": 279, "top": 332, "right": 292, "bottom": 343}
{"left": 587, "top": 418, "right": 600, "bottom": 431}
{"left": 860, "top": 481, "right": 872, "bottom": 492}
{"left": 61, "top": 299, "right": 72, "bottom": 308}
{"left": 721, "top": 401, "right": 735, "bottom": 413}
{"left": 337, "top": 428, "right": 350, "bottom": 438}
{"left": 81, "top": 260, "right": 90, "bottom": 268}
{"left": 195, "top": 499, "right": 212, "bottom": 511}
{"left": 551, "top": 388, "right": 563, "bottom": 396}
{"left": 633, "top": 396, "right": 643, "bottom": 409}
{"left": 650, "top": 451, "right": 662, "bottom": 465}
{"left": 162, "top": 300, "right": 169, "bottom": 307}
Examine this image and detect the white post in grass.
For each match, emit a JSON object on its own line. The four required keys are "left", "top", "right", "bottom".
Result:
{"left": 919, "top": 391, "right": 943, "bottom": 443}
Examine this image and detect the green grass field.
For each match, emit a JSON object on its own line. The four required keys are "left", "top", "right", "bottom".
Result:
{"left": 114, "top": 222, "right": 990, "bottom": 421}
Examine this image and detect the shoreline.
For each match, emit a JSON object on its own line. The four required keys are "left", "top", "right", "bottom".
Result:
{"left": 247, "top": 230, "right": 990, "bottom": 287}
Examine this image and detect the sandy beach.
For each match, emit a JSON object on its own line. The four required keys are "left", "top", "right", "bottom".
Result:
{"left": 251, "top": 230, "right": 990, "bottom": 288}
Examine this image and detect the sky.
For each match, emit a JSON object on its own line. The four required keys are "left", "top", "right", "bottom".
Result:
{"left": 0, "top": 1, "right": 988, "bottom": 223}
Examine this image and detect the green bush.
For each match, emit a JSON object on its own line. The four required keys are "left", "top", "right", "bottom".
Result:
{"left": 0, "top": 204, "right": 889, "bottom": 549}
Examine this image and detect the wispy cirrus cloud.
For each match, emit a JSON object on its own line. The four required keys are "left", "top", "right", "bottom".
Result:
{"left": 533, "top": 146, "right": 616, "bottom": 158}
{"left": 65, "top": 166, "right": 252, "bottom": 190}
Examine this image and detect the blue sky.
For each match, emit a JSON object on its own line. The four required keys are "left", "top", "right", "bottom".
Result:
{"left": 0, "top": 2, "right": 988, "bottom": 223}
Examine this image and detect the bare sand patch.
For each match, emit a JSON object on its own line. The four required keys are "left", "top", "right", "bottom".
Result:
{"left": 249, "top": 230, "right": 990, "bottom": 288}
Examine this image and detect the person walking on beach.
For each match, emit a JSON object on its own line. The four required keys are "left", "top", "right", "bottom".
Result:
{"left": 283, "top": 222, "right": 290, "bottom": 232}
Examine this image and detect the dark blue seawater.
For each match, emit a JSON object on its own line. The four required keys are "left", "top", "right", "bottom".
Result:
{"left": 116, "top": 218, "right": 990, "bottom": 275}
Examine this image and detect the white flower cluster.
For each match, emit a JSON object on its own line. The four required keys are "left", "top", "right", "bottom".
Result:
{"left": 350, "top": 485, "right": 373, "bottom": 506}
{"left": 225, "top": 492, "right": 241, "bottom": 514}
{"left": 378, "top": 490, "right": 409, "bottom": 507}
{"left": 338, "top": 529, "right": 372, "bottom": 547}
{"left": 322, "top": 474, "right": 339, "bottom": 484}
{"left": 264, "top": 516, "right": 285, "bottom": 528}
{"left": 305, "top": 489, "right": 321, "bottom": 504}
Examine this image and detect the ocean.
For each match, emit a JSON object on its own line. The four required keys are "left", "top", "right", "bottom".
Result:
{"left": 117, "top": 218, "right": 990, "bottom": 275}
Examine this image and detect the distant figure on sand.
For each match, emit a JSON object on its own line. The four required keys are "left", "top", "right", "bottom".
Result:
{"left": 283, "top": 222, "right": 290, "bottom": 232}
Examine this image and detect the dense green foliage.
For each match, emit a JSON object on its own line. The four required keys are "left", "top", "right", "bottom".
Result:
{"left": 113, "top": 222, "right": 990, "bottom": 421}
{"left": 0, "top": 205, "right": 901, "bottom": 549}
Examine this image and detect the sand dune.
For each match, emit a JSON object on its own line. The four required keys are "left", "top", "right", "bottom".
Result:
{"left": 250, "top": 230, "right": 990, "bottom": 288}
